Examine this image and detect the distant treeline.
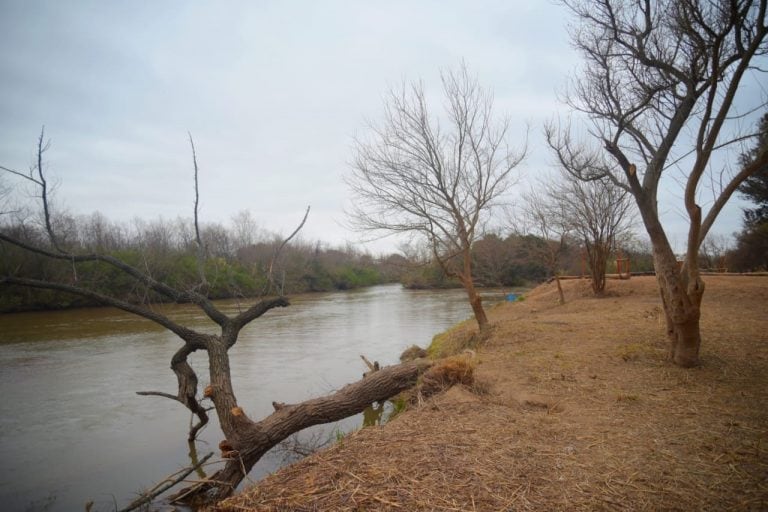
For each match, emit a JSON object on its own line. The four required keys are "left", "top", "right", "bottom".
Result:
{"left": 0, "top": 212, "right": 393, "bottom": 312}
{"left": 400, "top": 233, "right": 656, "bottom": 290}
{"left": 0, "top": 211, "right": 659, "bottom": 312}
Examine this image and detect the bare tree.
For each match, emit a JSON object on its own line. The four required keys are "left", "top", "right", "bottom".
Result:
{"left": 347, "top": 65, "right": 526, "bottom": 331}
{"left": 76, "top": 211, "right": 127, "bottom": 252}
{"left": 521, "top": 171, "right": 634, "bottom": 298}
{"left": 519, "top": 184, "right": 572, "bottom": 304}
{"left": 230, "top": 209, "right": 262, "bottom": 250}
{"left": 0, "top": 131, "right": 432, "bottom": 507}
{"left": 553, "top": 0, "right": 768, "bottom": 366}
{"left": 0, "top": 174, "right": 15, "bottom": 216}
{"left": 700, "top": 233, "right": 732, "bottom": 271}
{"left": 563, "top": 173, "right": 636, "bottom": 294}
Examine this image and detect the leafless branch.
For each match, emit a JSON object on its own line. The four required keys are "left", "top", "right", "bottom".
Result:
{"left": 265, "top": 205, "right": 310, "bottom": 294}
{"left": 347, "top": 63, "right": 526, "bottom": 329}
{"left": 188, "top": 133, "right": 209, "bottom": 290}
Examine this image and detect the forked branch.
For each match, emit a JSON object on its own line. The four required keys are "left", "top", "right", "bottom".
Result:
{"left": 265, "top": 206, "right": 310, "bottom": 293}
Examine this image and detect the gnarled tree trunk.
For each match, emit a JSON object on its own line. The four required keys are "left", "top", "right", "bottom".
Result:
{"left": 644, "top": 207, "right": 704, "bottom": 368}
{"left": 654, "top": 251, "right": 704, "bottom": 368}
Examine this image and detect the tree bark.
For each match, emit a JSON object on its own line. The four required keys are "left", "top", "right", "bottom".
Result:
{"left": 654, "top": 252, "right": 703, "bottom": 367}
{"left": 669, "top": 310, "right": 702, "bottom": 368}
{"left": 642, "top": 205, "right": 704, "bottom": 367}
{"left": 585, "top": 241, "right": 609, "bottom": 295}
{"left": 458, "top": 247, "right": 489, "bottom": 331}
{"left": 136, "top": 344, "right": 210, "bottom": 441}
{"left": 462, "top": 276, "right": 488, "bottom": 331}
{"left": 555, "top": 275, "right": 565, "bottom": 305}
{"left": 627, "top": 187, "right": 705, "bottom": 368}
{"left": 171, "top": 359, "right": 432, "bottom": 506}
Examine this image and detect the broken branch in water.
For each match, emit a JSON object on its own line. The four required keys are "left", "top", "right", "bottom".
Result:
{"left": 360, "top": 354, "right": 380, "bottom": 376}
{"left": 116, "top": 451, "right": 214, "bottom": 512}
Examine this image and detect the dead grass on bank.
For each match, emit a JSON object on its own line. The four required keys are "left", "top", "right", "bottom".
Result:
{"left": 216, "top": 276, "right": 768, "bottom": 511}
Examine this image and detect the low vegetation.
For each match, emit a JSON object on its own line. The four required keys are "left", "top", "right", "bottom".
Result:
{"left": 0, "top": 213, "right": 390, "bottom": 312}
{"left": 425, "top": 318, "right": 478, "bottom": 359}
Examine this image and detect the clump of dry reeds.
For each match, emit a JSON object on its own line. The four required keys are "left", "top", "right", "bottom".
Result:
{"left": 399, "top": 344, "right": 427, "bottom": 361}
{"left": 418, "top": 354, "right": 475, "bottom": 398}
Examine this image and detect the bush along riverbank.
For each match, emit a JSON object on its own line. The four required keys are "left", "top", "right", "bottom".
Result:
{"left": 0, "top": 246, "right": 391, "bottom": 313}
{"left": 216, "top": 275, "right": 768, "bottom": 511}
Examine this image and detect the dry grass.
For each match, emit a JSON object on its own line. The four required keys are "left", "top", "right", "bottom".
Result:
{"left": 400, "top": 344, "right": 428, "bottom": 362}
{"left": 418, "top": 354, "right": 475, "bottom": 399}
{"left": 216, "top": 276, "right": 768, "bottom": 511}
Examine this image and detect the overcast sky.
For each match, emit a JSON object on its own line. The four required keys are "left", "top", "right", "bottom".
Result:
{"left": 0, "top": 1, "right": 763, "bottom": 255}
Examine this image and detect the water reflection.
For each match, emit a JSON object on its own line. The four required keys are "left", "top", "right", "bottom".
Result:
{"left": 362, "top": 402, "right": 386, "bottom": 427}
{"left": 187, "top": 442, "right": 208, "bottom": 480}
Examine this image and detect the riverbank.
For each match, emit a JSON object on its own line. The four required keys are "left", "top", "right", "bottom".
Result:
{"left": 216, "top": 275, "right": 768, "bottom": 511}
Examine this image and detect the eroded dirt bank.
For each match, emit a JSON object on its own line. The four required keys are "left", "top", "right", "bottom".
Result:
{"left": 216, "top": 276, "right": 768, "bottom": 511}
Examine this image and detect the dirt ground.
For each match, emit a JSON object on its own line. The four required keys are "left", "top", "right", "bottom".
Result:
{"left": 216, "top": 276, "right": 768, "bottom": 511}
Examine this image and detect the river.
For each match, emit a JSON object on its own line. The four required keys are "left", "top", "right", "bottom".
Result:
{"left": 0, "top": 284, "right": 513, "bottom": 512}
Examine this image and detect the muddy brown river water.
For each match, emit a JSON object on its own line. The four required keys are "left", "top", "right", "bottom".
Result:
{"left": 0, "top": 284, "right": 516, "bottom": 512}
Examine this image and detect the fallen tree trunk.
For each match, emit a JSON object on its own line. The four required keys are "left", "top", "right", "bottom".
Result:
{"left": 171, "top": 358, "right": 432, "bottom": 507}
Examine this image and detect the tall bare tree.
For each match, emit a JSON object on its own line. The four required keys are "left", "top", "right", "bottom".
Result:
{"left": 562, "top": 173, "right": 636, "bottom": 294}
{"left": 552, "top": 0, "right": 768, "bottom": 366}
{"left": 519, "top": 184, "right": 572, "bottom": 304}
{"left": 230, "top": 209, "right": 263, "bottom": 250}
{"left": 347, "top": 65, "right": 526, "bottom": 331}
{"left": 0, "top": 131, "right": 432, "bottom": 507}
{"left": 521, "top": 171, "right": 634, "bottom": 298}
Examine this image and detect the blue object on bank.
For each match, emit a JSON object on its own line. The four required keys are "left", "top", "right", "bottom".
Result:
{"left": 506, "top": 293, "right": 517, "bottom": 302}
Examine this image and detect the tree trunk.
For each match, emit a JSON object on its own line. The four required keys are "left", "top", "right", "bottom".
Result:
{"left": 585, "top": 242, "right": 608, "bottom": 294}
{"left": 462, "top": 277, "right": 489, "bottom": 331}
{"left": 206, "top": 340, "right": 247, "bottom": 442}
{"left": 668, "top": 311, "right": 702, "bottom": 367}
{"left": 453, "top": 246, "right": 489, "bottom": 331}
{"left": 652, "top": 241, "right": 704, "bottom": 368}
{"left": 555, "top": 275, "right": 565, "bottom": 305}
{"left": 630, "top": 190, "right": 705, "bottom": 368}
{"left": 171, "top": 359, "right": 432, "bottom": 507}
